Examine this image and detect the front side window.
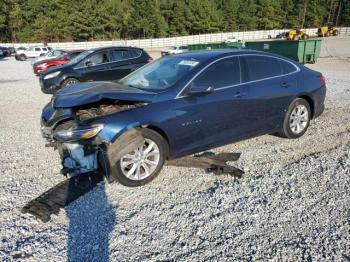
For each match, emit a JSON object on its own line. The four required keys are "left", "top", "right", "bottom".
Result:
{"left": 242, "top": 55, "right": 283, "bottom": 81}
{"left": 84, "top": 51, "right": 110, "bottom": 66}
{"left": 42, "top": 48, "right": 47, "bottom": 52}
{"left": 192, "top": 57, "right": 241, "bottom": 89}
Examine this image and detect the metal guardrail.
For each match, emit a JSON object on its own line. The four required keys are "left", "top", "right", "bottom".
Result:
{"left": 1, "top": 27, "right": 349, "bottom": 50}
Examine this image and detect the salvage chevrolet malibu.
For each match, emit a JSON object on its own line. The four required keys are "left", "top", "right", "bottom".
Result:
{"left": 41, "top": 50, "right": 326, "bottom": 187}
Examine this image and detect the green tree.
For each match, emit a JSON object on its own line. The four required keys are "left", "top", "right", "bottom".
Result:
{"left": 237, "top": 0, "right": 258, "bottom": 30}
{"left": 187, "top": 0, "right": 221, "bottom": 34}
{"left": 220, "top": 0, "right": 240, "bottom": 31}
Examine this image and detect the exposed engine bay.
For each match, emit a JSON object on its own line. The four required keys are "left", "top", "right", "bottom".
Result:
{"left": 75, "top": 101, "right": 144, "bottom": 122}
{"left": 41, "top": 99, "right": 146, "bottom": 178}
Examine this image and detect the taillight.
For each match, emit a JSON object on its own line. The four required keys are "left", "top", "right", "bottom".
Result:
{"left": 320, "top": 75, "right": 326, "bottom": 86}
{"left": 147, "top": 56, "right": 153, "bottom": 63}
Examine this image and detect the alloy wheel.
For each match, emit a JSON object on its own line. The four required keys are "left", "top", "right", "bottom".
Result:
{"left": 289, "top": 105, "right": 309, "bottom": 134}
{"left": 120, "top": 138, "right": 160, "bottom": 180}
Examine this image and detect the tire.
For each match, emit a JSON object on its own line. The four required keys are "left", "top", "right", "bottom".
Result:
{"left": 19, "top": 54, "right": 26, "bottom": 61}
{"left": 333, "top": 30, "right": 339, "bottom": 36}
{"left": 61, "top": 77, "right": 79, "bottom": 88}
{"left": 107, "top": 128, "right": 167, "bottom": 187}
{"left": 278, "top": 98, "right": 311, "bottom": 139}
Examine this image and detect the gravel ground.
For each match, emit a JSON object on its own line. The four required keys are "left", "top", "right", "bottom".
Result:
{"left": 0, "top": 38, "right": 349, "bottom": 261}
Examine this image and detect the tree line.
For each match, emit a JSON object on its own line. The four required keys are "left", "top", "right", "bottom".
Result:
{"left": 0, "top": 0, "right": 349, "bottom": 43}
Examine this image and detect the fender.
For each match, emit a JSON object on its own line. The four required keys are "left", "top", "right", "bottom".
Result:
{"left": 91, "top": 104, "right": 175, "bottom": 147}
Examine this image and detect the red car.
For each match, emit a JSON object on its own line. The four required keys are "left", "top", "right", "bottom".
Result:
{"left": 33, "top": 50, "right": 84, "bottom": 75}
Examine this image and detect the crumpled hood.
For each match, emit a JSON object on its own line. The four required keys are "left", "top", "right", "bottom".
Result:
{"left": 53, "top": 81, "right": 156, "bottom": 108}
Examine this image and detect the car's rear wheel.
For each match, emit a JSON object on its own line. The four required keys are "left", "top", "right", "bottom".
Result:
{"left": 279, "top": 98, "right": 311, "bottom": 139}
{"left": 61, "top": 78, "right": 79, "bottom": 88}
{"left": 108, "top": 128, "right": 167, "bottom": 187}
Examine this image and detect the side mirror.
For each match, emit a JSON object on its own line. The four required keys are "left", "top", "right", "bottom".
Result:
{"left": 85, "top": 60, "right": 92, "bottom": 67}
{"left": 187, "top": 84, "right": 214, "bottom": 96}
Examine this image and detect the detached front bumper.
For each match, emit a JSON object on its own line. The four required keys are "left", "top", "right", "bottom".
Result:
{"left": 41, "top": 104, "right": 105, "bottom": 176}
{"left": 58, "top": 142, "right": 100, "bottom": 176}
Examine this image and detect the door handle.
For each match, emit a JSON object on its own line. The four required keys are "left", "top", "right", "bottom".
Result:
{"left": 234, "top": 91, "right": 242, "bottom": 98}
{"left": 282, "top": 82, "right": 289, "bottom": 88}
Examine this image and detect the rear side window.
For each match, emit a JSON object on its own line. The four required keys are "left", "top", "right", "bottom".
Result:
{"left": 243, "top": 55, "right": 283, "bottom": 81}
{"left": 280, "top": 60, "right": 297, "bottom": 74}
{"left": 131, "top": 49, "right": 143, "bottom": 58}
{"left": 192, "top": 57, "right": 240, "bottom": 89}
{"left": 35, "top": 48, "right": 41, "bottom": 51}
{"left": 110, "top": 50, "right": 131, "bottom": 62}
{"left": 52, "top": 50, "right": 64, "bottom": 56}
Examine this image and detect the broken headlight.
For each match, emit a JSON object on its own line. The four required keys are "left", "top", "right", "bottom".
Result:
{"left": 53, "top": 124, "right": 104, "bottom": 142}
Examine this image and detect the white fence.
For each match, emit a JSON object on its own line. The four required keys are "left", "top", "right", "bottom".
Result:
{"left": 1, "top": 27, "right": 350, "bottom": 50}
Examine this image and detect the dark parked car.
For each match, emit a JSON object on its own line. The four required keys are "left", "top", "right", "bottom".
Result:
{"left": 33, "top": 50, "right": 85, "bottom": 75}
{"left": 40, "top": 46, "right": 153, "bottom": 94}
{"left": 0, "top": 47, "right": 11, "bottom": 57}
{"left": 8, "top": 47, "right": 16, "bottom": 55}
{"left": 41, "top": 50, "right": 326, "bottom": 187}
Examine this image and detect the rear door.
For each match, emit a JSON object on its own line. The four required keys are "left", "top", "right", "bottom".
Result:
{"left": 240, "top": 55, "right": 298, "bottom": 133}
{"left": 108, "top": 49, "right": 138, "bottom": 81}
{"left": 78, "top": 50, "right": 111, "bottom": 81}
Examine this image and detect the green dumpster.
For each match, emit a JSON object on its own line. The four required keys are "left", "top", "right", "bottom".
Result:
{"left": 245, "top": 39, "right": 322, "bottom": 63}
{"left": 188, "top": 41, "right": 243, "bottom": 51}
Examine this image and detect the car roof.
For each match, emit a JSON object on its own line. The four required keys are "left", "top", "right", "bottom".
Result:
{"left": 89, "top": 46, "right": 143, "bottom": 52}
{"left": 173, "top": 49, "right": 297, "bottom": 64}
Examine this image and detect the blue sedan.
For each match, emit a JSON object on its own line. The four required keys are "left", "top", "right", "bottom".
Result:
{"left": 41, "top": 49, "right": 326, "bottom": 186}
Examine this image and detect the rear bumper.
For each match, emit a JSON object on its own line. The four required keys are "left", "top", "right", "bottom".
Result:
{"left": 311, "top": 85, "right": 326, "bottom": 119}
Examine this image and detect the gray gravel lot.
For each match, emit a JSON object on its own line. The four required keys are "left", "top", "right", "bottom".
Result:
{"left": 0, "top": 38, "right": 349, "bottom": 261}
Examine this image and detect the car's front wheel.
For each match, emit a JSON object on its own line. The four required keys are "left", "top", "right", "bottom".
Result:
{"left": 279, "top": 98, "right": 311, "bottom": 139}
{"left": 61, "top": 78, "right": 79, "bottom": 88}
{"left": 108, "top": 128, "right": 167, "bottom": 187}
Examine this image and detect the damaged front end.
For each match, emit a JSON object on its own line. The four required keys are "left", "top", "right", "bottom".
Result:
{"left": 41, "top": 99, "right": 144, "bottom": 179}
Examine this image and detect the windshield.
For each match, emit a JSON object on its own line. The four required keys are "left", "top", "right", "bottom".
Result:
{"left": 119, "top": 56, "right": 203, "bottom": 91}
{"left": 68, "top": 50, "right": 93, "bottom": 65}
{"left": 46, "top": 51, "right": 54, "bottom": 57}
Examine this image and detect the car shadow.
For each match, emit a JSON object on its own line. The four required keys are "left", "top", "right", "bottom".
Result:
{"left": 65, "top": 181, "right": 117, "bottom": 261}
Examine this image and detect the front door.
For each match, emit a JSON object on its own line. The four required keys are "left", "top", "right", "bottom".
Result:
{"left": 78, "top": 50, "right": 111, "bottom": 82}
{"left": 172, "top": 56, "right": 250, "bottom": 157}
{"left": 108, "top": 49, "right": 136, "bottom": 81}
